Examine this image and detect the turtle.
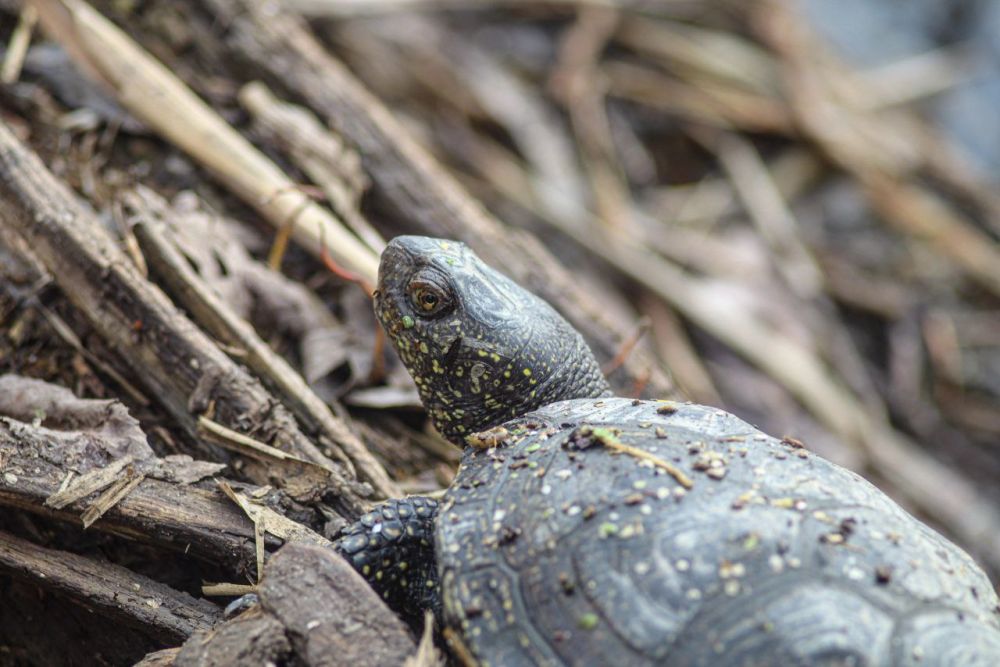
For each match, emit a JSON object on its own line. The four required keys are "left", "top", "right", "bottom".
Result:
{"left": 334, "top": 235, "right": 1000, "bottom": 666}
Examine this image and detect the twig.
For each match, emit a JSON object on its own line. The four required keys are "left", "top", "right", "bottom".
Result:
{"left": 28, "top": 0, "right": 379, "bottom": 282}
{"left": 125, "top": 187, "right": 398, "bottom": 498}
{"left": 202, "top": 583, "right": 257, "bottom": 597}
{"left": 583, "top": 426, "right": 694, "bottom": 489}
{"left": 203, "top": 0, "right": 676, "bottom": 398}
{"left": 699, "top": 129, "right": 824, "bottom": 298}
{"left": 240, "top": 82, "right": 386, "bottom": 255}
{"left": 1, "top": 5, "right": 38, "bottom": 84}
{"left": 44, "top": 455, "right": 135, "bottom": 509}
{"left": 0, "top": 120, "right": 369, "bottom": 514}
{"left": 80, "top": 466, "right": 146, "bottom": 528}
{"left": 198, "top": 416, "right": 316, "bottom": 465}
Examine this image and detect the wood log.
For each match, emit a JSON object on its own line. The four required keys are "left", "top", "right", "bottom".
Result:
{"left": 174, "top": 544, "right": 416, "bottom": 667}
{"left": 0, "top": 416, "right": 269, "bottom": 574}
{"left": 173, "top": 611, "right": 292, "bottom": 666}
{"left": 0, "top": 119, "right": 370, "bottom": 517}
{"left": 0, "top": 530, "right": 221, "bottom": 645}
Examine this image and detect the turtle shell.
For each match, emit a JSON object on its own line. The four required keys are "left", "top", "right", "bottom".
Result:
{"left": 436, "top": 398, "right": 1000, "bottom": 666}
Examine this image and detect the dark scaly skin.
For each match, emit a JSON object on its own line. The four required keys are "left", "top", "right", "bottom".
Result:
{"left": 372, "top": 236, "right": 610, "bottom": 444}
{"left": 336, "top": 235, "right": 609, "bottom": 621}
{"left": 334, "top": 497, "right": 440, "bottom": 624}
{"left": 337, "top": 236, "right": 1000, "bottom": 666}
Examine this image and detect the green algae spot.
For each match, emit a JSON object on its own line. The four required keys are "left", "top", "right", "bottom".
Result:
{"left": 522, "top": 368, "right": 532, "bottom": 376}
{"left": 578, "top": 613, "right": 599, "bottom": 630}
{"left": 525, "top": 443, "right": 541, "bottom": 453}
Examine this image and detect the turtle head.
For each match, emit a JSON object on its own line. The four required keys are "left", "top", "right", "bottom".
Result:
{"left": 375, "top": 235, "right": 610, "bottom": 444}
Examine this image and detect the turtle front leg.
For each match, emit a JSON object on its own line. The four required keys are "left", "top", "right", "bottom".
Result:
{"left": 334, "top": 496, "right": 441, "bottom": 624}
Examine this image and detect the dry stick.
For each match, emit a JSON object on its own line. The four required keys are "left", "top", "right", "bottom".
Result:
{"left": 600, "top": 317, "right": 650, "bottom": 376}
{"left": 606, "top": 60, "right": 796, "bottom": 136}
{"left": 0, "top": 426, "right": 265, "bottom": 575}
{"left": 585, "top": 426, "right": 694, "bottom": 489}
{"left": 0, "top": 415, "right": 349, "bottom": 586}
{"left": 617, "top": 16, "right": 782, "bottom": 96}
{"left": 857, "top": 46, "right": 972, "bottom": 109}
{"left": 703, "top": 130, "right": 884, "bottom": 407}
{"left": 79, "top": 466, "right": 146, "bottom": 528}
{"left": 553, "top": 7, "right": 632, "bottom": 232}
{"left": 755, "top": 1, "right": 1000, "bottom": 297}
{"left": 866, "top": 175, "right": 1000, "bottom": 297}
{"left": 286, "top": 0, "right": 636, "bottom": 14}
{"left": 703, "top": 130, "right": 824, "bottom": 299}
{"left": 201, "top": 583, "right": 257, "bottom": 597}
{"left": 0, "top": 121, "right": 369, "bottom": 517}
{"left": 642, "top": 295, "right": 722, "bottom": 406}
{"left": 35, "top": 302, "right": 150, "bottom": 406}
{"left": 370, "top": 15, "right": 589, "bottom": 230}
{"left": 0, "top": 530, "right": 221, "bottom": 645}
{"left": 198, "top": 416, "right": 319, "bottom": 465}
{"left": 128, "top": 198, "right": 399, "bottom": 498}
{"left": 44, "top": 456, "right": 135, "bottom": 509}
{"left": 204, "top": 0, "right": 675, "bottom": 399}
{"left": 239, "top": 82, "right": 386, "bottom": 255}
{"left": 28, "top": 0, "right": 379, "bottom": 284}
{"left": 0, "top": 5, "right": 38, "bottom": 84}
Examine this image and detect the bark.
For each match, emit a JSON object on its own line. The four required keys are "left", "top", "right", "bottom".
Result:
{"left": 172, "top": 544, "right": 416, "bottom": 667}
{"left": 258, "top": 544, "right": 415, "bottom": 666}
{"left": 0, "top": 119, "right": 370, "bottom": 518}
{"left": 0, "top": 416, "right": 270, "bottom": 574}
{"left": 0, "top": 530, "right": 220, "bottom": 645}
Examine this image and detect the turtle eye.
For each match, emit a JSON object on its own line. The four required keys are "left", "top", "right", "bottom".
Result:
{"left": 408, "top": 279, "right": 452, "bottom": 317}
{"left": 417, "top": 290, "right": 438, "bottom": 310}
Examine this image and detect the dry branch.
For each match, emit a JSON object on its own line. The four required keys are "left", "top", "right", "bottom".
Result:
{"left": 123, "top": 188, "right": 398, "bottom": 498}
{"left": 201, "top": 0, "right": 675, "bottom": 398}
{"left": 174, "top": 544, "right": 416, "bottom": 667}
{"left": 755, "top": 1, "right": 1000, "bottom": 299}
{"left": 27, "top": 0, "right": 379, "bottom": 283}
{"left": 0, "top": 120, "right": 370, "bottom": 516}
{"left": 0, "top": 414, "right": 268, "bottom": 574}
{"left": 0, "top": 375, "right": 405, "bottom": 654}
{"left": 258, "top": 544, "right": 416, "bottom": 666}
{"left": 0, "top": 530, "right": 220, "bottom": 646}
{"left": 239, "top": 82, "right": 385, "bottom": 255}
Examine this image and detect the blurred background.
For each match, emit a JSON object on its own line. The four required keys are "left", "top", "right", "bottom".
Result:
{"left": 2, "top": 0, "right": 999, "bottom": 585}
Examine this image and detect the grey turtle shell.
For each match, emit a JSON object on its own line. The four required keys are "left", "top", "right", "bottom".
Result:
{"left": 437, "top": 397, "right": 1000, "bottom": 666}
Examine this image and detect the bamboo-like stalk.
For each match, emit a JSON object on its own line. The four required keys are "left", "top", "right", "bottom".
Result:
{"left": 28, "top": 0, "right": 379, "bottom": 285}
